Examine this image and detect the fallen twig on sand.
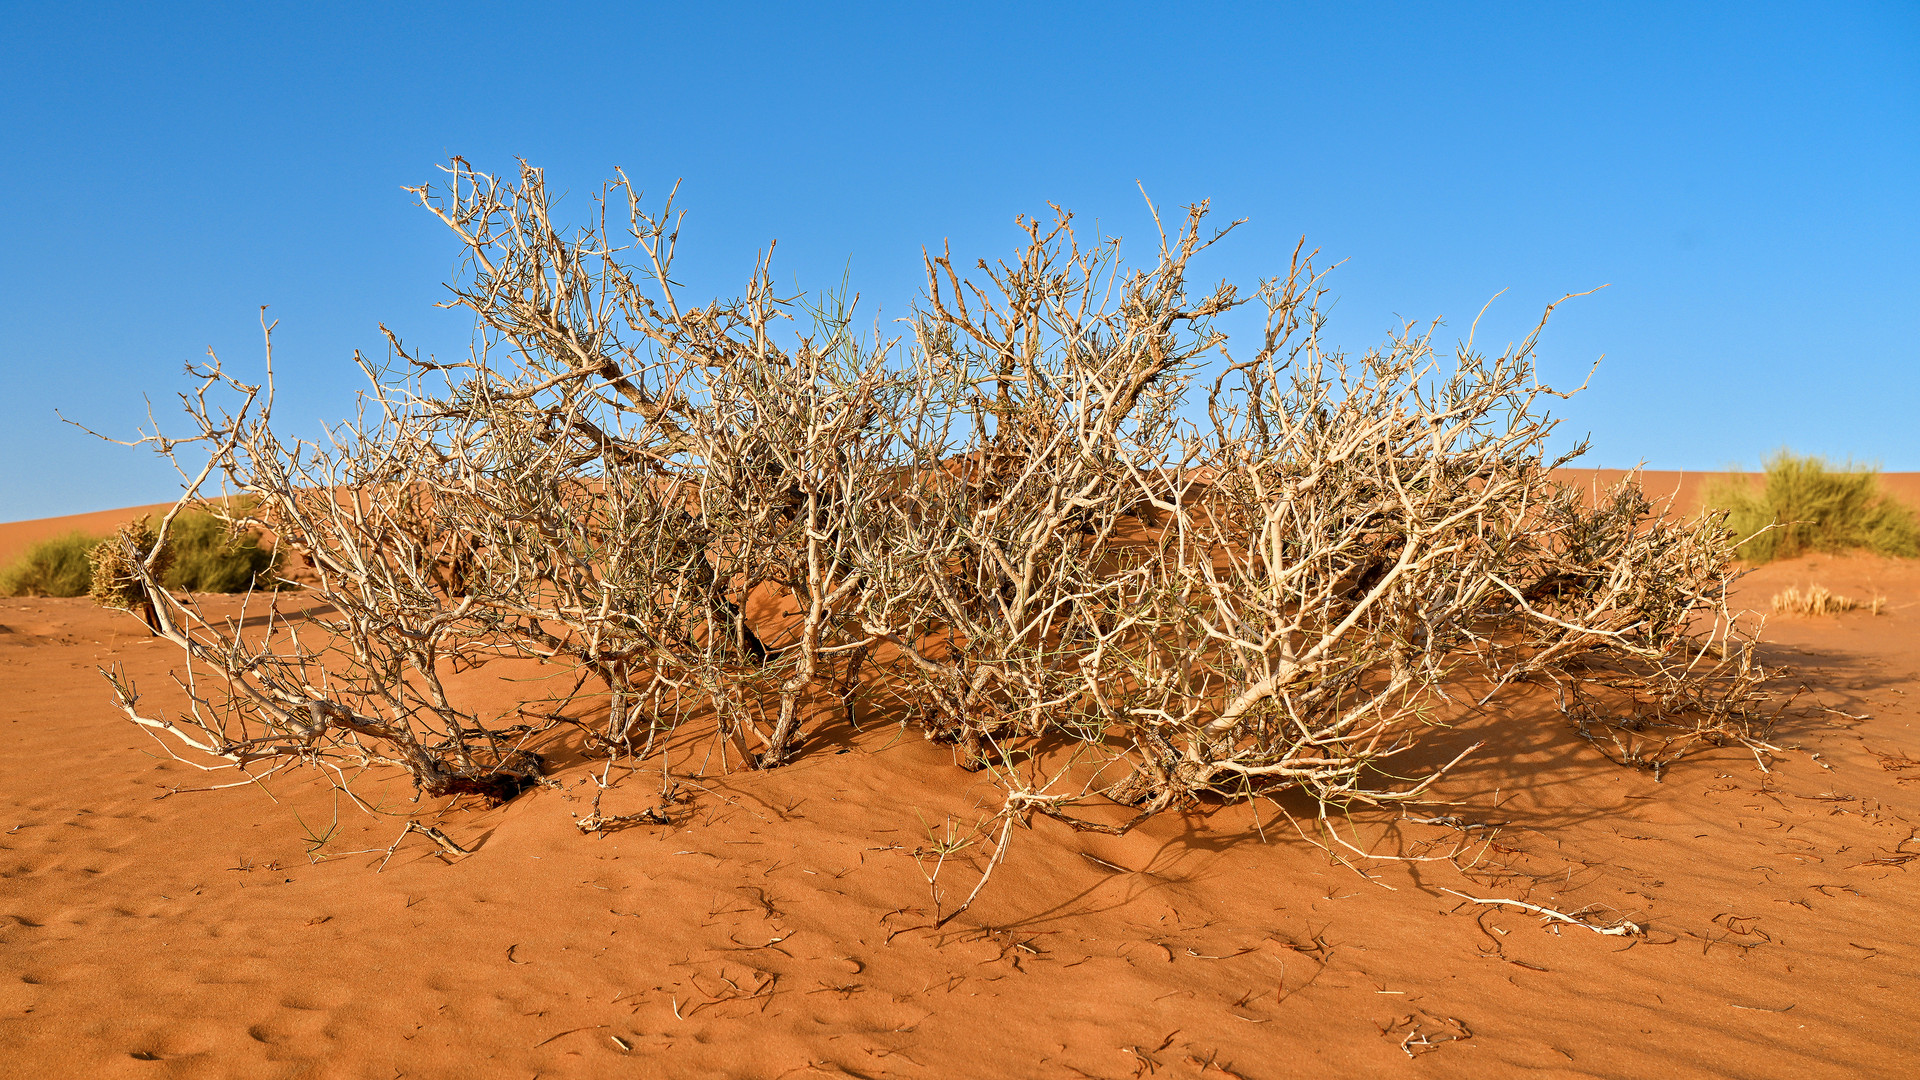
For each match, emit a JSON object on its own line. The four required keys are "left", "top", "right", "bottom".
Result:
{"left": 932, "top": 814, "right": 1015, "bottom": 929}
{"left": 375, "top": 820, "right": 471, "bottom": 870}
{"left": 1439, "top": 888, "right": 1643, "bottom": 936}
{"left": 531, "top": 1024, "right": 607, "bottom": 1048}
{"left": 576, "top": 808, "right": 672, "bottom": 833}
{"left": 1381, "top": 1011, "right": 1473, "bottom": 1057}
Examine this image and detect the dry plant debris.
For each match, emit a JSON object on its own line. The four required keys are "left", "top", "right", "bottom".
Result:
{"left": 87, "top": 517, "right": 170, "bottom": 632}
{"left": 73, "top": 159, "right": 1776, "bottom": 879}
{"left": 1770, "top": 584, "right": 1883, "bottom": 616}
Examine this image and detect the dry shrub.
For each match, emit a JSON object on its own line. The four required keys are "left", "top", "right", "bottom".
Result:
{"left": 84, "top": 160, "right": 1772, "bottom": 848}
{"left": 1770, "top": 585, "right": 1882, "bottom": 616}
{"left": 1513, "top": 482, "right": 1779, "bottom": 780}
{"left": 1708, "top": 451, "right": 1920, "bottom": 564}
{"left": 1555, "top": 636, "right": 1773, "bottom": 780}
{"left": 88, "top": 517, "right": 172, "bottom": 631}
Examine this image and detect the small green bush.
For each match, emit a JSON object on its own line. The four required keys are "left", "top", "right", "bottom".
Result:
{"left": 1, "top": 511, "right": 279, "bottom": 602}
{"left": 162, "top": 511, "right": 280, "bottom": 593}
{"left": 0, "top": 532, "right": 101, "bottom": 597}
{"left": 1707, "top": 450, "right": 1920, "bottom": 564}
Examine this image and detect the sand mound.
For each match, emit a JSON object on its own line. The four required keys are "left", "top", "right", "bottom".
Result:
{"left": 2, "top": 551, "right": 1919, "bottom": 1077}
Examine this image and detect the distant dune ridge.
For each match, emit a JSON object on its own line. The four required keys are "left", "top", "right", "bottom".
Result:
{"left": 11, "top": 473, "right": 1919, "bottom": 569}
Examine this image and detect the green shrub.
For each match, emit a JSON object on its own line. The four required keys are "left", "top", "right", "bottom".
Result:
{"left": 2, "top": 511, "right": 277, "bottom": 602}
{"left": 0, "top": 532, "right": 101, "bottom": 597}
{"left": 161, "top": 511, "right": 280, "bottom": 593}
{"left": 1707, "top": 450, "right": 1920, "bottom": 563}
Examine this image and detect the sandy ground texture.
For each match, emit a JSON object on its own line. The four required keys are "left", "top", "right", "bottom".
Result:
{"left": 3, "top": 496, "right": 1920, "bottom": 1078}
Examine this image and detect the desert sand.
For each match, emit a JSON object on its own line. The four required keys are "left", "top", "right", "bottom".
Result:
{"left": 3, "top": 483, "right": 1919, "bottom": 1079}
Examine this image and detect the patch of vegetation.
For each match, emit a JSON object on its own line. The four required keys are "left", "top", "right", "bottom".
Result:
{"left": 98, "top": 159, "right": 1774, "bottom": 839}
{"left": 89, "top": 517, "right": 173, "bottom": 630}
{"left": 1770, "top": 584, "right": 1883, "bottom": 617}
{"left": 1, "top": 510, "right": 277, "bottom": 602}
{"left": 1707, "top": 451, "right": 1920, "bottom": 564}
{"left": 0, "top": 532, "right": 100, "bottom": 597}
{"left": 161, "top": 511, "right": 279, "bottom": 593}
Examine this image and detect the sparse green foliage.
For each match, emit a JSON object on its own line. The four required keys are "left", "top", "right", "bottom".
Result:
{"left": 90, "top": 510, "right": 276, "bottom": 606}
{"left": 1707, "top": 451, "right": 1920, "bottom": 563}
{"left": 161, "top": 511, "right": 279, "bottom": 593}
{"left": 0, "top": 532, "right": 100, "bottom": 597}
{"left": 3, "top": 511, "right": 275, "bottom": 607}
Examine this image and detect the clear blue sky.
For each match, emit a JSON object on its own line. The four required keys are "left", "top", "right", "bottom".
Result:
{"left": 2, "top": 2, "right": 1915, "bottom": 520}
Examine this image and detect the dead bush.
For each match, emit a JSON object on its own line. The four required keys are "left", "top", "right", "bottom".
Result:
{"left": 82, "top": 159, "right": 1770, "bottom": 855}
{"left": 88, "top": 517, "right": 172, "bottom": 631}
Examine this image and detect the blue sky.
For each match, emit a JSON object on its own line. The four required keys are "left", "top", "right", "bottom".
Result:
{"left": 2, "top": 2, "right": 1915, "bottom": 520}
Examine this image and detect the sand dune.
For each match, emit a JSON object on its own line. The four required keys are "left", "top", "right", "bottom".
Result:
{"left": 3, "top": 492, "right": 1920, "bottom": 1077}
{"left": 0, "top": 504, "right": 175, "bottom": 570}
{"left": 1553, "top": 469, "right": 1920, "bottom": 519}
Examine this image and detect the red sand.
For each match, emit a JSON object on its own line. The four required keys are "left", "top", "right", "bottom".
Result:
{"left": 1554, "top": 469, "right": 1920, "bottom": 518}
{"left": 3, "top": 498, "right": 1919, "bottom": 1078}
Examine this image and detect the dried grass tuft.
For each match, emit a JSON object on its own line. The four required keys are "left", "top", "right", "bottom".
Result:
{"left": 88, "top": 518, "right": 171, "bottom": 612}
{"left": 1770, "top": 584, "right": 1884, "bottom": 617}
